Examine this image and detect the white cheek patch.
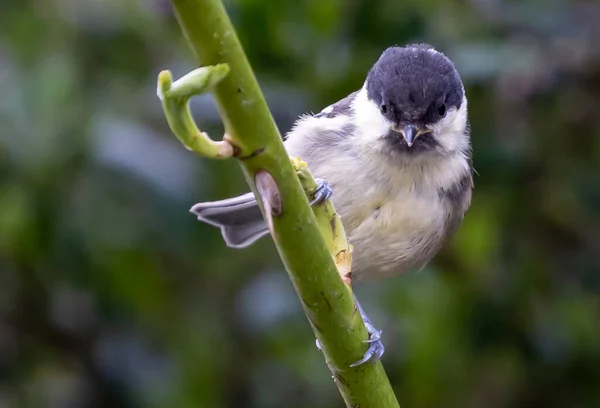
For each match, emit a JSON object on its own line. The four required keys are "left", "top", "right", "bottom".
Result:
{"left": 351, "top": 87, "right": 392, "bottom": 146}
{"left": 428, "top": 95, "right": 469, "bottom": 153}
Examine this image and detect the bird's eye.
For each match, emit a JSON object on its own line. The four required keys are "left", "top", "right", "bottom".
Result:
{"left": 438, "top": 103, "right": 447, "bottom": 117}
{"left": 380, "top": 104, "right": 388, "bottom": 114}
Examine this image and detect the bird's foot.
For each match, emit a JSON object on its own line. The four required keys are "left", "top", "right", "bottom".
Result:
{"left": 309, "top": 178, "right": 333, "bottom": 206}
{"left": 350, "top": 297, "right": 385, "bottom": 367}
{"left": 314, "top": 296, "right": 385, "bottom": 367}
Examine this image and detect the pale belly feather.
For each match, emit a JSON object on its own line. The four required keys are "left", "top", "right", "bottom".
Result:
{"left": 333, "top": 184, "right": 450, "bottom": 281}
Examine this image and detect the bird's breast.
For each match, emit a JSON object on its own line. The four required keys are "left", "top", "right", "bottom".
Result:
{"left": 338, "top": 186, "right": 450, "bottom": 281}
{"left": 295, "top": 134, "right": 470, "bottom": 282}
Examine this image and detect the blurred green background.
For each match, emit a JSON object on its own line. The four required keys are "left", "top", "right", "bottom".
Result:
{"left": 1, "top": 0, "right": 600, "bottom": 407}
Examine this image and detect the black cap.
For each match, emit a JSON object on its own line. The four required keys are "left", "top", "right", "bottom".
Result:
{"left": 366, "top": 44, "right": 464, "bottom": 126}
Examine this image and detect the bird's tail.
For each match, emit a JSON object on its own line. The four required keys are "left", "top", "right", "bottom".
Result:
{"left": 190, "top": 192, "right": 270, "bottom": 248}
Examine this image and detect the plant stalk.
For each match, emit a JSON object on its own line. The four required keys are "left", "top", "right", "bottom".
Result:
{"left": 168, "top": 0, "right": 401, "bottom": 406}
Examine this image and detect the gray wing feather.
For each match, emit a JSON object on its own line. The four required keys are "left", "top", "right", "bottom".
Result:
{"left": 190, "top": 193, "right": 270, "bottom": 248}
{"left": 191, "top": 91, "right": 358, "bottom": 248}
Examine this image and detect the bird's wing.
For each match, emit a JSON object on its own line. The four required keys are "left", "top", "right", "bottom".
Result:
{"left": 283, "top": 90, "right": 359, "bottom": 160}
{"left": 313, "top": 90, "right": 359, "bottom": 119}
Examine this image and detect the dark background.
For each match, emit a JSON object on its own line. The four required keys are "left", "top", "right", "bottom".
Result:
{"left": 1, "top": 0, "right": 600, "bottom": 407}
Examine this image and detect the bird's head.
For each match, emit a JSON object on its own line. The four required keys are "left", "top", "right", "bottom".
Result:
{"left": 353, "top": 44, "right": 469, "bottom": 157}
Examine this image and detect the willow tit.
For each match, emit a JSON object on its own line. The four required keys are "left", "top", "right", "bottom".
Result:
{"left": 191, "top": 44, "right": 474, "bottom": 366}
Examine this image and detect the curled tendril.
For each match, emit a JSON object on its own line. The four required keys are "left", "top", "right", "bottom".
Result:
{"left": 157, "top": 64, "right": 234, "bottom": 159}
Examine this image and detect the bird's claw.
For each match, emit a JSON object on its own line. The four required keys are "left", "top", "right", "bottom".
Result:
{"left": 314, "top": 297, "right": 386, "bottom": 368}
{"left": 350, "top": 297, "right": 385, "bottom": 367}
{"left": 350, "top": 334, "right": 385, "bottom": 367}
{"left": 309, "top": 178, "right": 333, "bottom": 206}
{"left": 350, "top": 324, "right": 385, "bottom": 367}
{"left": 316, "top": 330, "right": 385, "bottom": 367}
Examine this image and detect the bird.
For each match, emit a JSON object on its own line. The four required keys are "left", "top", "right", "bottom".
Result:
{"left": 190, "top": 43, "right": 474, "bottom": 367}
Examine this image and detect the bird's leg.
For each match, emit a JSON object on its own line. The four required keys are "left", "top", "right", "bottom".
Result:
{"left": 315, "top": 294, "right": 385, "bottom": 367}
{"left": 306, "top": 176, "right": 384, "bottom": 366}
{"left": 350, "top": 295, "right": 385, "bottom": 367}
{"left": 309, "top": 178, "right": 333, "bottom": 206}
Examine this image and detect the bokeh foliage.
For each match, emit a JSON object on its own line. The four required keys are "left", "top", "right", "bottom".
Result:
{"left": 1, "top": 0, "right": 599, "bottom": 407}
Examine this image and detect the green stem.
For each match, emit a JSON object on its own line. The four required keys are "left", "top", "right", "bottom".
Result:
{"left": 168, "top": 0, "right": 401, "bottom": 406}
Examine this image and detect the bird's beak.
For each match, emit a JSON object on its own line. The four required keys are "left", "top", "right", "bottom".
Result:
{"left": 391, "top": 124, "right": 431, "bottom": 147}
